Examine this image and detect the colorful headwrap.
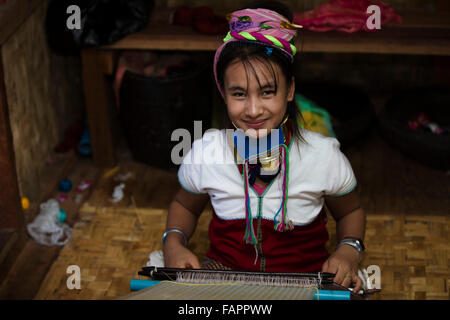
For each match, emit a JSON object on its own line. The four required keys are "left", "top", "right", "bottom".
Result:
{"left": 213, "top": 8, "right": 303, "bottom": 98}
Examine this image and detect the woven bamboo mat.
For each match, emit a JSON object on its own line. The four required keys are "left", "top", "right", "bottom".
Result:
{"left": 34, "top": 162, "right": 449, "bottom": 300}
{"left": 328, "top": 214, "right": 449, "bottom": 300}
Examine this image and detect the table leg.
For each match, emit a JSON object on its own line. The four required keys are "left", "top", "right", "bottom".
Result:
{"left": 81, "top": 49, "right": 116, "bottom": 167}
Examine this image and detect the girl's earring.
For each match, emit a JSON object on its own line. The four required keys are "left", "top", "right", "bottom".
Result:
{"left": 280, "top": 114, "right": 289, "bottom": 127}
{"left": 280, "top": 114, "right": 289, "bottom": 144}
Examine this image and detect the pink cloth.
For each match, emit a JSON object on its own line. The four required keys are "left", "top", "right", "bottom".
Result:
{"left": 293, "top": 0, "right": 402, "bottom": 33}
{"left": 252, "top": 182, "right": 267, "bottom": 196}
{"left": 226, "top": 8, "right": 298, "bottom": 47}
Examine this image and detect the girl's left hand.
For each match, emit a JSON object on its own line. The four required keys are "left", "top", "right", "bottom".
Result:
{"left": 321, "top": 245, "right": 362, "bottom": 293}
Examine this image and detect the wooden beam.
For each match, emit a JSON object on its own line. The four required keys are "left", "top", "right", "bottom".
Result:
{"left": 0, "top": 0, "right": 41, "bottom": 46}
{"left": 103, "top": 12, "right": 450, "bottom": 56}
{"left": 0, "top": 49, "right": 23, "bottom": 230}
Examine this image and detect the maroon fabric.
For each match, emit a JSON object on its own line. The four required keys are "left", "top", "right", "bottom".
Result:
{"left": 206, "top": 208, "right": 330, "bottom": 272}
{"left": 293, "top": 0, "right": 402, "bottom": 33}
{"left": 173, "top": 6, "right": 228, "bottom": 35}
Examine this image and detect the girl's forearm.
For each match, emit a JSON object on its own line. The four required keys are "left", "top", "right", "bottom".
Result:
{"left": 164, "top": 200, "right": 199, "bottom": 245}
{"left": 335, "top": 207, "right": 366, "bottom": 241}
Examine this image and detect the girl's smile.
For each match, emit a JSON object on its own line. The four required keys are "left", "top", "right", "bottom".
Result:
{"left": 223, "top": 58, "right": 295, "bottom": 138}
{"left": 244, "top": 119, "right": 267, "bottom": 129}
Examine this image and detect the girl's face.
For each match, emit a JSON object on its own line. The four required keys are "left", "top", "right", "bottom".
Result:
{"left": 223, "top": 58, "right": 295, "bottom": 138}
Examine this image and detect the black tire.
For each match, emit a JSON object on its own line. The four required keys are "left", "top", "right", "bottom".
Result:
{"left": 377, "top": 87, "right": 450, "bottom": 170}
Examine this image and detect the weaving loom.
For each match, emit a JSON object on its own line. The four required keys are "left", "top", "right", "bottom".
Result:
{"left": 124, "top": 267, "right": 365, "bottom": 300}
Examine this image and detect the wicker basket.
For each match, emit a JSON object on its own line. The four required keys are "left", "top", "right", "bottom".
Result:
{"left": 377, "top": 87, "right": 450, "bottom": 170}
{"left": 119, "top": 66, "right": 212, "bottom": 170}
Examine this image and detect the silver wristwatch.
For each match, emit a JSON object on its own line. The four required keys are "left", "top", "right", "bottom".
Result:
{"left": 336, "top": 237, "right": 365, "bottom": 254}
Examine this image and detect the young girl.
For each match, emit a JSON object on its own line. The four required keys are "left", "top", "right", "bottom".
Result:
{"left": 162, "top": 2, "right": 366, "bottom": 293}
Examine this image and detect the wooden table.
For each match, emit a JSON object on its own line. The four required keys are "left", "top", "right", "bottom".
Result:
{"left": 81, "top": 11, "right": 450, "bottom": 167}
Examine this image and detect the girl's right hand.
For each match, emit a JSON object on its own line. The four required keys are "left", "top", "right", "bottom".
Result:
{"left": 163, "top": 240, "right": 201, "bottom": 269}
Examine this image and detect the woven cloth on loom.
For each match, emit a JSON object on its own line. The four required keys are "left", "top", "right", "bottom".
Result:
{"left": 124, "top": 281, "right": 316, "bottom": 300}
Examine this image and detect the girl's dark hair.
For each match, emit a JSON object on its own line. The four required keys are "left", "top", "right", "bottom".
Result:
{"left": 216, "top": 1, "right": 305, "bottom": 145}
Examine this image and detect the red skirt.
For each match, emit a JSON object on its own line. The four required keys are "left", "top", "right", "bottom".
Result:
{"left": 206, "top": 207, "right": 330, "bottom": 272}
